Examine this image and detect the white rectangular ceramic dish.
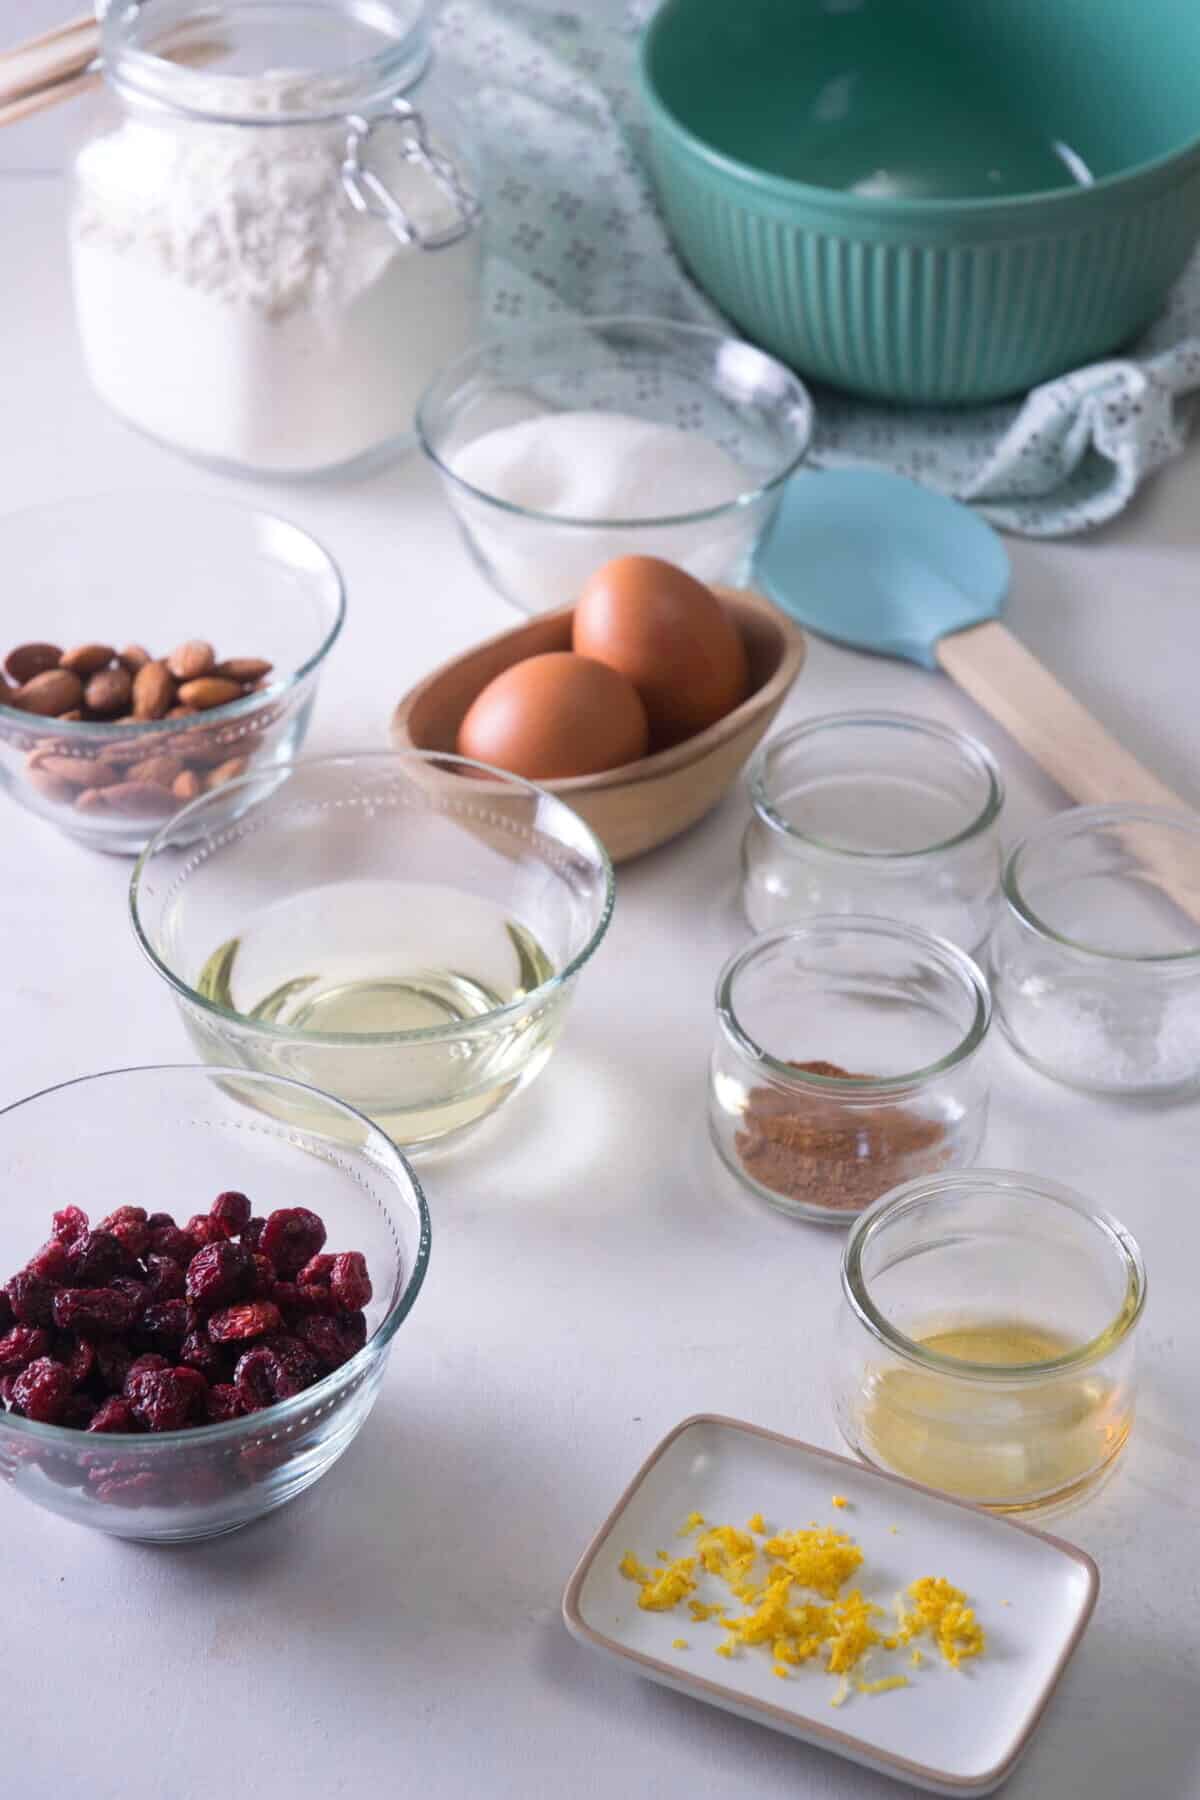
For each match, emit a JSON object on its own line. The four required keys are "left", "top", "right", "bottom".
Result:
{"left": 562, "top": 1415, "right": 1098, "bottom": 1797}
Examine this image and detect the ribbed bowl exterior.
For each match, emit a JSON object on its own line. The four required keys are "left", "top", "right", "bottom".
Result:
{"left": 645, "top": 117, "right": 1200, "bottom": 405}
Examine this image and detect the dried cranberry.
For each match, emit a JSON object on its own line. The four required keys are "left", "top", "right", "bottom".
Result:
{"left": 187, "top": 1214, "right": 232, "bottom": 1249}
{"left": 52, "top": 1287, "right": 139, "bottom": 1337}
{"left": 242, "top": 1216, "right": 267, "bottom": 1251}
{"left": 146, "top": 1212, "right": 176, "bottom": 1231}
{"left": 126, "top": 1367, "right": 193, "bottom": 1432}
{"left": 232, "top": 1347, "right": 276, "bottom": 1412}
{"left": 144, "top": 1255, "right": 186, "bottom": 1303}
{"left": 263, "top": 1333, "right": 319, "bottom": 1395}
{"left": 206, "top": 1383, "right": 243, "bottom": 1423}
{"left": 172, "top": 1366, "right": 209, "bottom": 1420}
{"left": 211, "top": 1191, "right": 252, "bottom": 1233}
{"left": 61, "top": 1393, "right": 99, "bottom": 1430}
{"left": 88, "top": 1396, "right": 136, "bottom": 1433}
{"left": 148, "top": 1225, "right": 195, "bottom": 1266}
{"left": 94, "top": 1471, "right": 158, "bottom": 1504}
{"left": 93, "top": 1340, "right": 134, "bottom": 1394}
{"left": 296, "top": 1253, "right": 336, "bottom": 1288}
{"left": 51, "top": 1205, "right": 89, "bottom": 1245}
{"left": 66, "top": 1229, "right": 124, "bottom": 1287}
{"left": 0, "top": 1325, "right": 52, "bottom": 1374}
{"left": 97, "top": 1205, "right": 151, "bottom": 1259}
{"left": 0, "top": 1373, "right": 19, "bottom": 1407}
{"left": 109, "top": 1274, "right": 148, "bottom": 1305}
{"left": 6, "top": 1271, "right": 55, "bottom": 1328}
{"left": 123, "top": 1353, "right": 169, "bottom": 1390}
{"left": 12, "top": 1357, "right": 73, "bottom": 1424}
{"left": 330, "top": 1252, "right": 373, "bottom": 1312}
{"left": 269, "top": 1281, "right": 301, "bottom": 1315}
{"left": 138, "top": 1299, "right": 190, "bottom": 1355}
{"left": 259, "top": 1207, "right": 326, "bottom": 1276}
{"left": 292, "top": 1283, "right": 337, "bottom": 1317}
{"left": 0, "top": 1292, "right": 11, "bottom": 1335}
{"left": 249, "top": 1253, "right": 276, "bottom": 1298}
{"left": 25, "top": 1238, "right": 71, "bottom": 1284}
{"left": 207, "top": 1300, "right": 282, "bottom": 1344}
{"left": 295, "top": 1311, "right": 365, "bottom": 1371}
{"left": 60, "top": 1337, "right": 95, "bottom": 1388}
{"left": 185, "top": 1240, "right": 254, "bottom": 1313}
{"left": 178, "top": 1331, "right": 226, "bottom": 1381}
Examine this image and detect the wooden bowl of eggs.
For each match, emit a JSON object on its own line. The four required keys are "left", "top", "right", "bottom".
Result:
{"left": 391, "top": 557, "right": 806, "bottom": 861}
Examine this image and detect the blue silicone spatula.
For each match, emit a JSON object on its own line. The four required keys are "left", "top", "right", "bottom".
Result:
{"left": 757, "top": 466, "right": 1187, "bottom": 815}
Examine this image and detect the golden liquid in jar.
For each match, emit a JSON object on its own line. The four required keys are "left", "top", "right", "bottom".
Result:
{"left": 858, "top": 1319, "right": 1132, "bottom": 1510}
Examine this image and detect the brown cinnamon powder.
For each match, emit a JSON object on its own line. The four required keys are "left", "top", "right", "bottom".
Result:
{"left": 734, "top": 1059, "right": 948, "bottom": 1215}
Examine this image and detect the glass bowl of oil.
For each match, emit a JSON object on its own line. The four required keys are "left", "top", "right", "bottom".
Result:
{"left": 129, "top": 751, "right": 615, "bottom": 1151}
{"left": 832, "top": 1169, "right": 1146, "bottom": 1515}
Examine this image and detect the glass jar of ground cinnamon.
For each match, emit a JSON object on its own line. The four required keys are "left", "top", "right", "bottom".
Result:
{"left": 709, "top": 919, "right": 992, "bottom": 1224}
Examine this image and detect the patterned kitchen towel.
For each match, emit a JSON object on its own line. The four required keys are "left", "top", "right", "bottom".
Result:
{"left": 434, "top": 0, "right": 1200, "bottom": 536}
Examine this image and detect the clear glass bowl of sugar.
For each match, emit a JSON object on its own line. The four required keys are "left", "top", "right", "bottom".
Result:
{"left": 416, "top": 316, "right": 814, "bottom": 614}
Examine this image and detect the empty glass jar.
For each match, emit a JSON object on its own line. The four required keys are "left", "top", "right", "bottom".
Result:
{"left": 741, "top": 713, "right": 1004, "bottom": 953}
{"left": 832, "top": 1170, "right": 1146, "bottom": 1513}
{"left": 990, "top": 804, "right": 1200, "bottom": 1095}
{"left": 709, "top": 918, "right": 991, "bottom": 1224}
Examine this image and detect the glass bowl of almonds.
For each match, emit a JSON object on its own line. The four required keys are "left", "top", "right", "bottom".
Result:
{"left": 0, "top": 495, "right": 345, "bottom": 853}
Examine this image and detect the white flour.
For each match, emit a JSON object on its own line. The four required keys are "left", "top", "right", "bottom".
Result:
{"left": 70, "top": 87, "right": 480, "bottom": 474}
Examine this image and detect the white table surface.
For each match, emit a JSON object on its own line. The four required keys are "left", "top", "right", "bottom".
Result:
{"left": 2, "top": 59, "right": 1200, "bottom": 1800}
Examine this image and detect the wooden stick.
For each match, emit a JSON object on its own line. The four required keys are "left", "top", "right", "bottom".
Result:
{"left": 936, "top": 618, "right": 1200, "bottom": 922}
{"left": 2, "top": 13, "right": 95, "bottom": 57}
{"left": 0, "top": 18, "right": 98, "bottom": 108}
{"left": 0, "top": 62, "right": 96, "bottom": 126}
{"left": 0, "top": 31, "right": 224, "bottom": 127}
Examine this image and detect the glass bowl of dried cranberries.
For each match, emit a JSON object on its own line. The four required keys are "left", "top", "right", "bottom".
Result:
{"left": 0, "top": 1064, "right": 430, "bottom": 1542}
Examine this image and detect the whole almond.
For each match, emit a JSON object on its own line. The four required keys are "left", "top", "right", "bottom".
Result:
{"left": 127, "top": 753, "right": 184, "bottom": 787}
{"left": 214, "top": 658, "right": 273, "bottom": 683}
{"left": 98, "top": 780, "right": 176, "bottom": 817}
{"left": 60, "top": 709, "right": 83, "bottom": 721}
{"left": 132, "top": 660, "right": 176, "bottom": 720}
{"left": 27, "top": 769, "right": 75, "bottom": 804}
{"left": 5, "top": 643, "right": 62, "bottom": 684}
{"left": 30, "top": 753, "right": 119, "bottom": 789}
{"left": 74, "top": 788, "right": 111, "bottom": 814}
{"left": 117, "top": 644, "right": 152, "bottom": 673}
{"left": 165, "top": 704, "right": 198, "bottom": 720}
{"left": 16, "top": 668, "right": 84, "bottom": 717}
{"left": 172, "top": 769, "right": 202, "bottom": 801}
{"left": 176, "top": 676, "right": 243, "bottom": 711}
{"left": 97, "top": 737, "right": 149, "bottom": 769}
{"left": 84, "top": 666, "right": 134, "bottom": 716}
{"left": 167, "top": 639, "right": 216, "bottom": 682}
{"left": 205, "top": 756, "right": 249, "bottom": 790}
{"left": 60, "top": 643, "right": 116, "bottom": 677}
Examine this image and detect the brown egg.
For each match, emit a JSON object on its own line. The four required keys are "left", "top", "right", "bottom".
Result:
{"left": 572, "top": 556, "right": 749, "bottom": 748}
{"left": 456, "top": 652, "right": 650, "bottom": 780}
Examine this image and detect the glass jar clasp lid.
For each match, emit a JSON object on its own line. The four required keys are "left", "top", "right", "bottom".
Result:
{"left": 342, "top": 97, "right": 479, "bottom": 250}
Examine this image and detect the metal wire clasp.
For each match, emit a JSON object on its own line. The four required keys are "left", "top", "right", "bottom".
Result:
{"left": 341, "top": 97, "right": 480, "bottom": 250}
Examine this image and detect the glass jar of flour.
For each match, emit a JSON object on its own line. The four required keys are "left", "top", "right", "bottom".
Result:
{"left": 69, "top": 1, "right": 481, "bottom": 478}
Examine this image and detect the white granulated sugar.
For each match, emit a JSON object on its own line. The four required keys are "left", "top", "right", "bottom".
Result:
{"left": 446, "top": 411, "right": 754, "bottom": 611}
{"left": 70, "top": 80, "right": 479, "bottom": 474}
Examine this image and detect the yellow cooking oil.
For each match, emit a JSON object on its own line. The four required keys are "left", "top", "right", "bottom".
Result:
{"left": 860, "top": 1318, "right": 1132, "bottom": 1510}
{"left": 192, "top": 877, "right": 558, "bottom": 1145}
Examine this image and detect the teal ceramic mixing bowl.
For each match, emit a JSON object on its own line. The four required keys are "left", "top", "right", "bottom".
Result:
{"left": 640, "top": 0, "right": 1200, "bottom": 403}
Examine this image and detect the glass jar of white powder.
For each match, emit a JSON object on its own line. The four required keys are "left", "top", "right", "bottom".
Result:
{"left": 70, "top": 0, "right": 481, "bottom": 477}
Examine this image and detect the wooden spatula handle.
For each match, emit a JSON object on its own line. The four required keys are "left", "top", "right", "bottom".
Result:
{"left": 937, "top": 619, "right": 1200, "bottom": 925}
{"left": 936, "top": 620, "right": 1189, "bottom": 811}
